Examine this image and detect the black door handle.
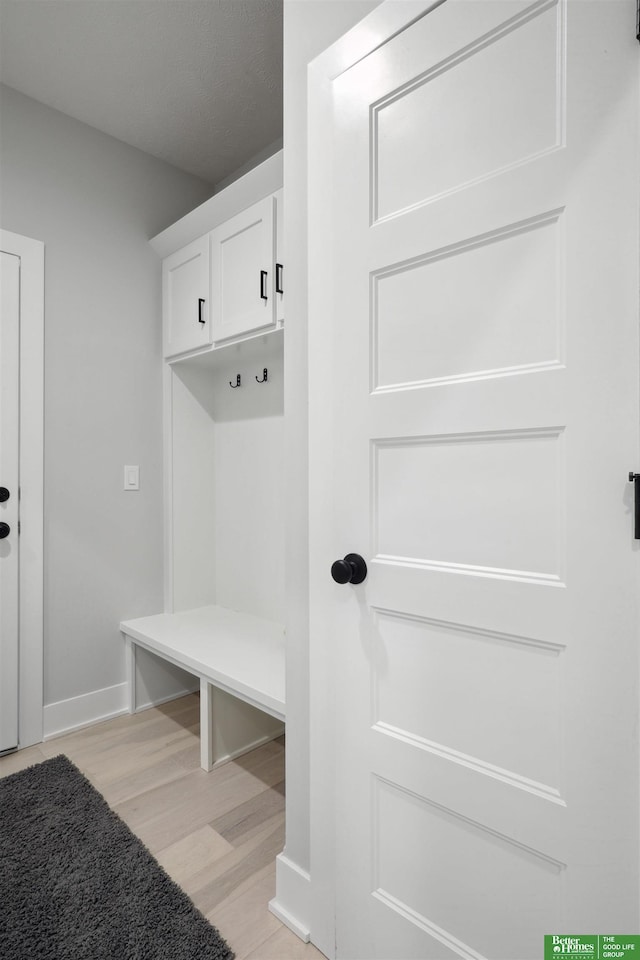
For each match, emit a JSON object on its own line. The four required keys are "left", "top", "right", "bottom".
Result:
{"left": 260, "top": 270, "right": 268, "bottom": 301}
{"left": 198, "top": 298, "right": 205, "bottom": 324}
{"left": 275, "top": 263, "right": 284, "bottom": 294}
{"left": 0, "top": 522, "right": 10, "bottom": 539}
{"left": 0, "top": 487, "right": 9, "bottom": 502}
{"left": 331, "top": 553, "right": 367, "bottom": 585}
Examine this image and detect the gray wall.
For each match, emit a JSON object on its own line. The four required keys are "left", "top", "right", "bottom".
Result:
{"left": 0, "top": 83, "right": 215, "bottom": 708}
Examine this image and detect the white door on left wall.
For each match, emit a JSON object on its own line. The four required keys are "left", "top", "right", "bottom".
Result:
{"left": 0, "top": 251, "right": 20, "bottom": 754}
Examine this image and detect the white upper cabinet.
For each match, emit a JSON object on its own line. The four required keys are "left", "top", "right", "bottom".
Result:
{"left": 211, "top": 195, "right": 278, "bottom": 343}
{"left": 163, "top": 235, "right": 211, "bottom": 358}
{"left": 161, "top": 189, "right": 283, "bottom": 358}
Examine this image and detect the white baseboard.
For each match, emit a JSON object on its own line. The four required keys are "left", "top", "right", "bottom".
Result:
{"left": 135, "top": 684, "right": 199, "bottom": 713}
{"left": 44, "top": 682, "right": 129, "bottom": 740}
{"left": 269, "top": 853, "right": 311, "bottom": 942}
{"left": 43, "top": 682, "right": 199, "bottom": 740}
{"left": 212, "top": 725, "right": 285, "bottom": 768}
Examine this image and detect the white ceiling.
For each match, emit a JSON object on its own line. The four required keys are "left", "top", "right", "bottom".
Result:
{"left": 0, "top": 0, "right": 283, "bottom": 186}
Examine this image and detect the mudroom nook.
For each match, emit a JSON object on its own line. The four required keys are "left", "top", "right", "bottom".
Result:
{"left": 121, "top": 154, "right": 286, "bottom": 771}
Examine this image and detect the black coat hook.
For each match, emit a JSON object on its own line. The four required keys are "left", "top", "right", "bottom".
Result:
{"left": 256, "top": 368, "right": 268, "bottom": 383}
{"left": 229, "top": 374, "right": 241, "bottom": 388}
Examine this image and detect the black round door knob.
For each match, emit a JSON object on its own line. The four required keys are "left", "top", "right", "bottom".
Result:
{"left": 331, "top": 553, "right": 367, "bottom": 585}
{"left": 0, "top": 487, "right": 9, "bottom": 503}
{"left": 0, "top": 522, "right": 10, "bottom": 539}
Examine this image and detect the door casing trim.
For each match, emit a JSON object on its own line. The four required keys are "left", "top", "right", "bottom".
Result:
{"left": 1, "top": 228, "right": 44, "bottom": 748}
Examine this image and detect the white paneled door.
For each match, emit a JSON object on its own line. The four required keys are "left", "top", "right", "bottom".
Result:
{"left": 309, "top": 1, "right": 640, "bottom": 957}
{"left": 0, "top": 251, "right": 20, "bottom": 754}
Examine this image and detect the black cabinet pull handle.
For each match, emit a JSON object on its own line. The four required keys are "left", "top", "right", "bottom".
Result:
{"left": 198, "top": 298, "right": 205, "bottom": 324}
{"left": 260, "top": 270, "right": 268, "bottom": 301}
{"left": 0, "top": 522, "right": 10, "bottom": 540}
{"left": 275, "top": 263, "right": 284, "bottom": 295}
{"left": 331, "top": 553, "right": 367, "bottom": 585}
{"left": 629, "top": 472, "right": 640, "bottom": 538}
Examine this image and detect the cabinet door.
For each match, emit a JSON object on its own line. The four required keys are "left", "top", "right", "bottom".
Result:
{"left": 211, "top": 196, "right": 276, "bottom": 343}
{"left": 274, "top": 189, "right": 284, "bottom": 326}
{"left": 163, "top": 235, "right": 211, "bottom": 358}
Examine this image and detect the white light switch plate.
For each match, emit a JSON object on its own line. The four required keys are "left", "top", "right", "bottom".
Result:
{"left": 124, "top": 465, "right": 139, "bottom": 490}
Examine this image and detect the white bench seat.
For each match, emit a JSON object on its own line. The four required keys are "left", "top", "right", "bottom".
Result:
{"left": 120, "top": 604, "right": 285, "bottom": 770}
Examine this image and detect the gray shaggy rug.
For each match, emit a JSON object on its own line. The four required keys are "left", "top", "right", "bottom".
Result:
{"left": 0, "top": 754, "right": 234, "bottom": 959}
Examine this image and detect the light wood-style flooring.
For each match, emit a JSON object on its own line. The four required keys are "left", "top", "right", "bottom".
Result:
{"left": 0, "top": 694, "right": 325, "bottom": 960}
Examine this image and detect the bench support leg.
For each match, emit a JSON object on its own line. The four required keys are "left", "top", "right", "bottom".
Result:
{"left": 200, "top": 678, "right": 214, "bottom": 772}
{"left": 124, "top": 636, "right": 136, "bottom": 715}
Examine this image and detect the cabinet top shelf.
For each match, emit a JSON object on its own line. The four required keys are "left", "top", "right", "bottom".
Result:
{"left": 150, "top": 151, "right": 283, "bottom": 260}
{"left": 120, "top": 604, "right": 285, "bottom": 721}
